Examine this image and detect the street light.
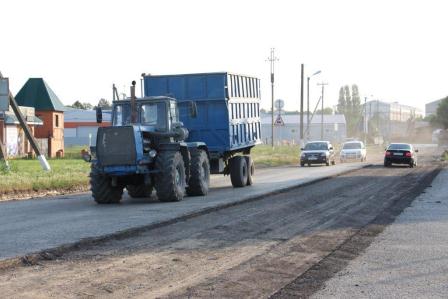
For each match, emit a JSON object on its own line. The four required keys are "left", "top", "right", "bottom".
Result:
{"left": 306, "top": 70, "right": 321, "bottom": 140}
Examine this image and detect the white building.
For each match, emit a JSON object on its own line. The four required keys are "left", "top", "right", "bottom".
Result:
{"left": 261, "top": 113, "right": 347, "bottom": 144}
{"left": 425, "top": 98, "right": 443, "bottom": 117}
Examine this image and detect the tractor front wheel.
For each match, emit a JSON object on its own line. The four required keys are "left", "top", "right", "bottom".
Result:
{"left": 155, "top": 151, "right": 186, "bottom": 202}
{"left": 90, "top": 165, "right": 123, "bottom": 204}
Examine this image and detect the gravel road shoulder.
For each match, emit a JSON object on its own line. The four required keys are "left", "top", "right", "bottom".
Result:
{"left": 311, "top": 167, "right": 448, "bottom": 299}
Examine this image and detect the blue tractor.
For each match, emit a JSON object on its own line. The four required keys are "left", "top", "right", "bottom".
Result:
{"left": 89, "top": 72, "right": 261, "bottom": 203}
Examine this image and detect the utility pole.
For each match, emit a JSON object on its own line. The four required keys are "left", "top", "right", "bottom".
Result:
{"left": 317, "top": 82, "right": 328, "bottom": 140}
{"left": 299, "top": 64, "right": 304, "bottom": 146}
{"left": 0, "top": 71, "right": 51, "bottom": 171}
{"left": 267, "top": 48, "right": 278, "bottom": 147}
{"left": 364, "top": 96, "right": 367, "bottom": 146}
{"left": 306, "top": 70, "right": 321, "bottom": 141}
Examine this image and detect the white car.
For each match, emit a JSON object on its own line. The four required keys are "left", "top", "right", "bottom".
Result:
{"left": 340, "top": 141, "right": 366, "bottom": 162}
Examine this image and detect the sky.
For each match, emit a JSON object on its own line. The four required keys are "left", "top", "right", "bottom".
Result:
{"left": 1, "top": 0, "right": 447, "bottom": 113}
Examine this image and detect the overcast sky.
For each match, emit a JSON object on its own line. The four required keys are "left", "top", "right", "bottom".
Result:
{"left": 2, "top": 0, "right": 447, "bottom": 112}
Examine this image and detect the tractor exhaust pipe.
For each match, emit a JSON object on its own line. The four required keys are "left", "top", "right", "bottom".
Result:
{"left": 130, "top": 81, "right": 137, "bottom": 123}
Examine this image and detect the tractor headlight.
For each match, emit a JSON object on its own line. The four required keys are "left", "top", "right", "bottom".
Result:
{"left": 149, "top": 150, "right": 157, "bottom": 158}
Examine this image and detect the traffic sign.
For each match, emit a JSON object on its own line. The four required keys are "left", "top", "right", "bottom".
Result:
{"left": 274, "top": 114, "right": 285, "bottom": 126}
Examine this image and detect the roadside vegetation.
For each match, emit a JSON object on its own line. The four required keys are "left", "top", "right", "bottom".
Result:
{"left": 252, "top": 144, "right": 300, "bottom": 167}
{"left": 0, "top": 146, "right": 90, "bottom": 196}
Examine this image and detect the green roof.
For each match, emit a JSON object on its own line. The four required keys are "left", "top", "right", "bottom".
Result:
{"left": 15, "top": 78, "right": 65, "bottom": 111}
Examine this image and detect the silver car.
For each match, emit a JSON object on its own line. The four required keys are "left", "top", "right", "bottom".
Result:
{"left": 340, "top": 141, "right": 366, "bottom": 162}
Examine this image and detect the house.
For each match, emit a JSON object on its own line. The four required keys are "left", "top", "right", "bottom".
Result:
{"left": 15, "top": 78, "right": 65, "bottom": 157}
{"left": 64, "top": 109, "right": 112, "bottom": 146}
{"left": 363, "top": 100, "right": 423, "bottom": 141}
{"left": 425, "top": 98, "right": 443, "bottom": 117}
{"left": 0, "top": 106, "right": 43, "bottom": 157}
{"left": 261, "top": 113, "right": 347, "bottom": 144}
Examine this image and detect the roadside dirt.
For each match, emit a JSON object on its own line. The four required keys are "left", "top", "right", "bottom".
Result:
{"left": 0, "top": 156, "right": 439, "bottom": 298}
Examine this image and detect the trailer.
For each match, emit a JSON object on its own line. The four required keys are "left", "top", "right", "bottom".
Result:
{"left": 144, "top": 72, "right": 262, "bottom": 186}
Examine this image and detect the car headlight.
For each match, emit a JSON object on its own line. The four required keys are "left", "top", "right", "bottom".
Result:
{"left": 301, "top": 152, "right": 305, "bottom": 157}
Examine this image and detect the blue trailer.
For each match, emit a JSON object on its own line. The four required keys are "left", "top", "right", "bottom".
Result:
{"left": 87, "top": 72, "right": 261, "bottom": 204}
{"left": 144, "top": 72, "right": 262, "bottom": 175}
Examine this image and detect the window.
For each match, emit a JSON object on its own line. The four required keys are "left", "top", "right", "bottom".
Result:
{"left": 55, "top": 115, "right": 59, "bottom": 127}
{"left": 140, "top": 102, "right": 167, "bottom": 131}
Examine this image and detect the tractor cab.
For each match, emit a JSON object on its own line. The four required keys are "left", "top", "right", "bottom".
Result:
{"left": 110, "top": 97, "right": 179, "bottom": 132}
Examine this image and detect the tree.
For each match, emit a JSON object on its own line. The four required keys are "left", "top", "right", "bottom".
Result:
{"left": 435, "top": 97, "right": 448, "bottom": 129}
{"left": 337, "top": 87, "right": 346, "bottom": 115}
{"left": 71, "top": 100, "right": 85, "bottom": 109}
{"left": 337, "top": 84, "right": 363, "bottom": 137}
{"left": 316, "top": 107, "right": 333, "bottom": 115}
{"left": 97, "top": 98, "right": 111, "bottom": 109}
{"left": 83, "top": 102, "right": 93, "bottom": 110}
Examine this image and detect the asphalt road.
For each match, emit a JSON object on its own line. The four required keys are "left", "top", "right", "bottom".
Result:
{"left": 0, "top": 152, "right": 439, "bottom": 298}
{"left": 0, "top": 161, "right": 368, "bottom": 261}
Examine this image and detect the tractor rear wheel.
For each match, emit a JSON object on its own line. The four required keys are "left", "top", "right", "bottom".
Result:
{"left": 126, "top": 184, "right": 153, "bottom": 198}
{"left": 244, "top": 156, "right": 255, "bottom": 186}
{"left": 186, "top": 149, "right": 210, "bottom": 196}
{"left": 155, "top": 151, "right": 186, "bottom": 202}
{"left": 90, "top": 165, "right": 123, "bottom": 204}
{"left": 230, "top": 156, "right": 248, "bottom": 188}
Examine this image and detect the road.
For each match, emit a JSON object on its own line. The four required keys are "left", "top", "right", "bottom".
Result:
{"left": 0, "top": 149, "right": 441, "bottom": 298}
{"left": 0, "top": 160, "right": 369, "bottom": 261}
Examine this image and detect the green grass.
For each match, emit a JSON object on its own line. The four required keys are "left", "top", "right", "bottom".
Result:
{"left": 252, "top": 144, "right": 300, "bottom": 167}
{"left": 442, "top": 151, "right": 448, "bottom": 161}
{"left": 0, "top": 144, "right": 302, "bottom": 196}
{"left": 0, "top": 146, "right": 91, "bottom": 195}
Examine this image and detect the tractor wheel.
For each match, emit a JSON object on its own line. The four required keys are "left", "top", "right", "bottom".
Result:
{"left": 126, "top": 184, "right": 153, "bottom": 198}
{"left": 155, "top": 151, "right": 186, "bottom": 202}
{"left": 244, "top": 156, "right": 255, "bottom": 186}
{"left": 90, "top": 165, "right": 123, "bottom": 204}
{"left": 230, "top": 156, "right": 248, "bottom": 188}
{"left": 186, "top": 149, "right": 210, "bottom": 196}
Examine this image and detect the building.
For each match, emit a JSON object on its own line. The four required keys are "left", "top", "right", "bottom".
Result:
{"left": 15, "top": 78, "right": 65, "bottom": 157}
{"left": 0, "top": 106, "right": 43, "bottom": 157}
{"left": 363, "top": 100, "right": 423, "bottom": 142}
{"left": 261, "top": 113, "right": 347, "bottom": 144}
{"left": 64, "top": 109, "right": 112, "bottom": 146}
{"left": 425, "top": 98, "right": 443, "bottom": 117}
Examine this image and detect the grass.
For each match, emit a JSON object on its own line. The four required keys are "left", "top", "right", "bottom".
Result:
{"left": 0, "top": 146, "right": 91, "bottom": 196}
{"left": 442, "top": 151, "right": 448, "bottom": 161}
{"left": 252, "top": 144, "right": 300, "bottom": 167}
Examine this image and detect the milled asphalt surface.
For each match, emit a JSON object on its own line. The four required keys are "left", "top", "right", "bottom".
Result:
{"left": 312, "top": 168, "right": 448, "bottom": 299}
{"left": 0, "top": 161, "right": 368, "bottom": 261}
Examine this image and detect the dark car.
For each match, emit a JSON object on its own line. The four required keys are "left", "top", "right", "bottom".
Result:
{"left": 300, "top": 141, "right": 336, "bottom": 166}
{"left": 384, "top": 143, "right": 418, "bottom": 167}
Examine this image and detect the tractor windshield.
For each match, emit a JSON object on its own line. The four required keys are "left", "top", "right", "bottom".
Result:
{"left": 113, "top": 104, "right": 131, "bottom": 126}
{"left": 140, "top": 102, "right": 167, "bottom": 131}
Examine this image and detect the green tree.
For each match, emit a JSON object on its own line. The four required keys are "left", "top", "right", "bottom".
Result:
{"left": 97, "top": 98, "right": 111, "bottom": 109}
{"left": 435, "top": 97, "right": 448, "bottom": 129}
{"left": 316, "top": 107, "right": 333, "bottom": 114}
{"left": 337, "top": 87, "right": 346, "bottom": 115}
{"left": 71, "top": 100, "right": 85, "bottom": 109}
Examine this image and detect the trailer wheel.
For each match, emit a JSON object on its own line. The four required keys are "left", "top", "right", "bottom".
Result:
{"left": 244, "top": 156, "right": 254, "bottom": 186}
{"left": 155, "top": 151, "right": 186, "bottom": 202}
{"left": 90, "top": 165, "right": 123, "bottom": 204}
{"left": 126, "top": 184, "right": 153, "bottom": 198}
{"left": 186, "top": 149, "right": 210, "bottom": 196}
{"left": 230, "top": 156, "right": 248, "bottom": 188}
